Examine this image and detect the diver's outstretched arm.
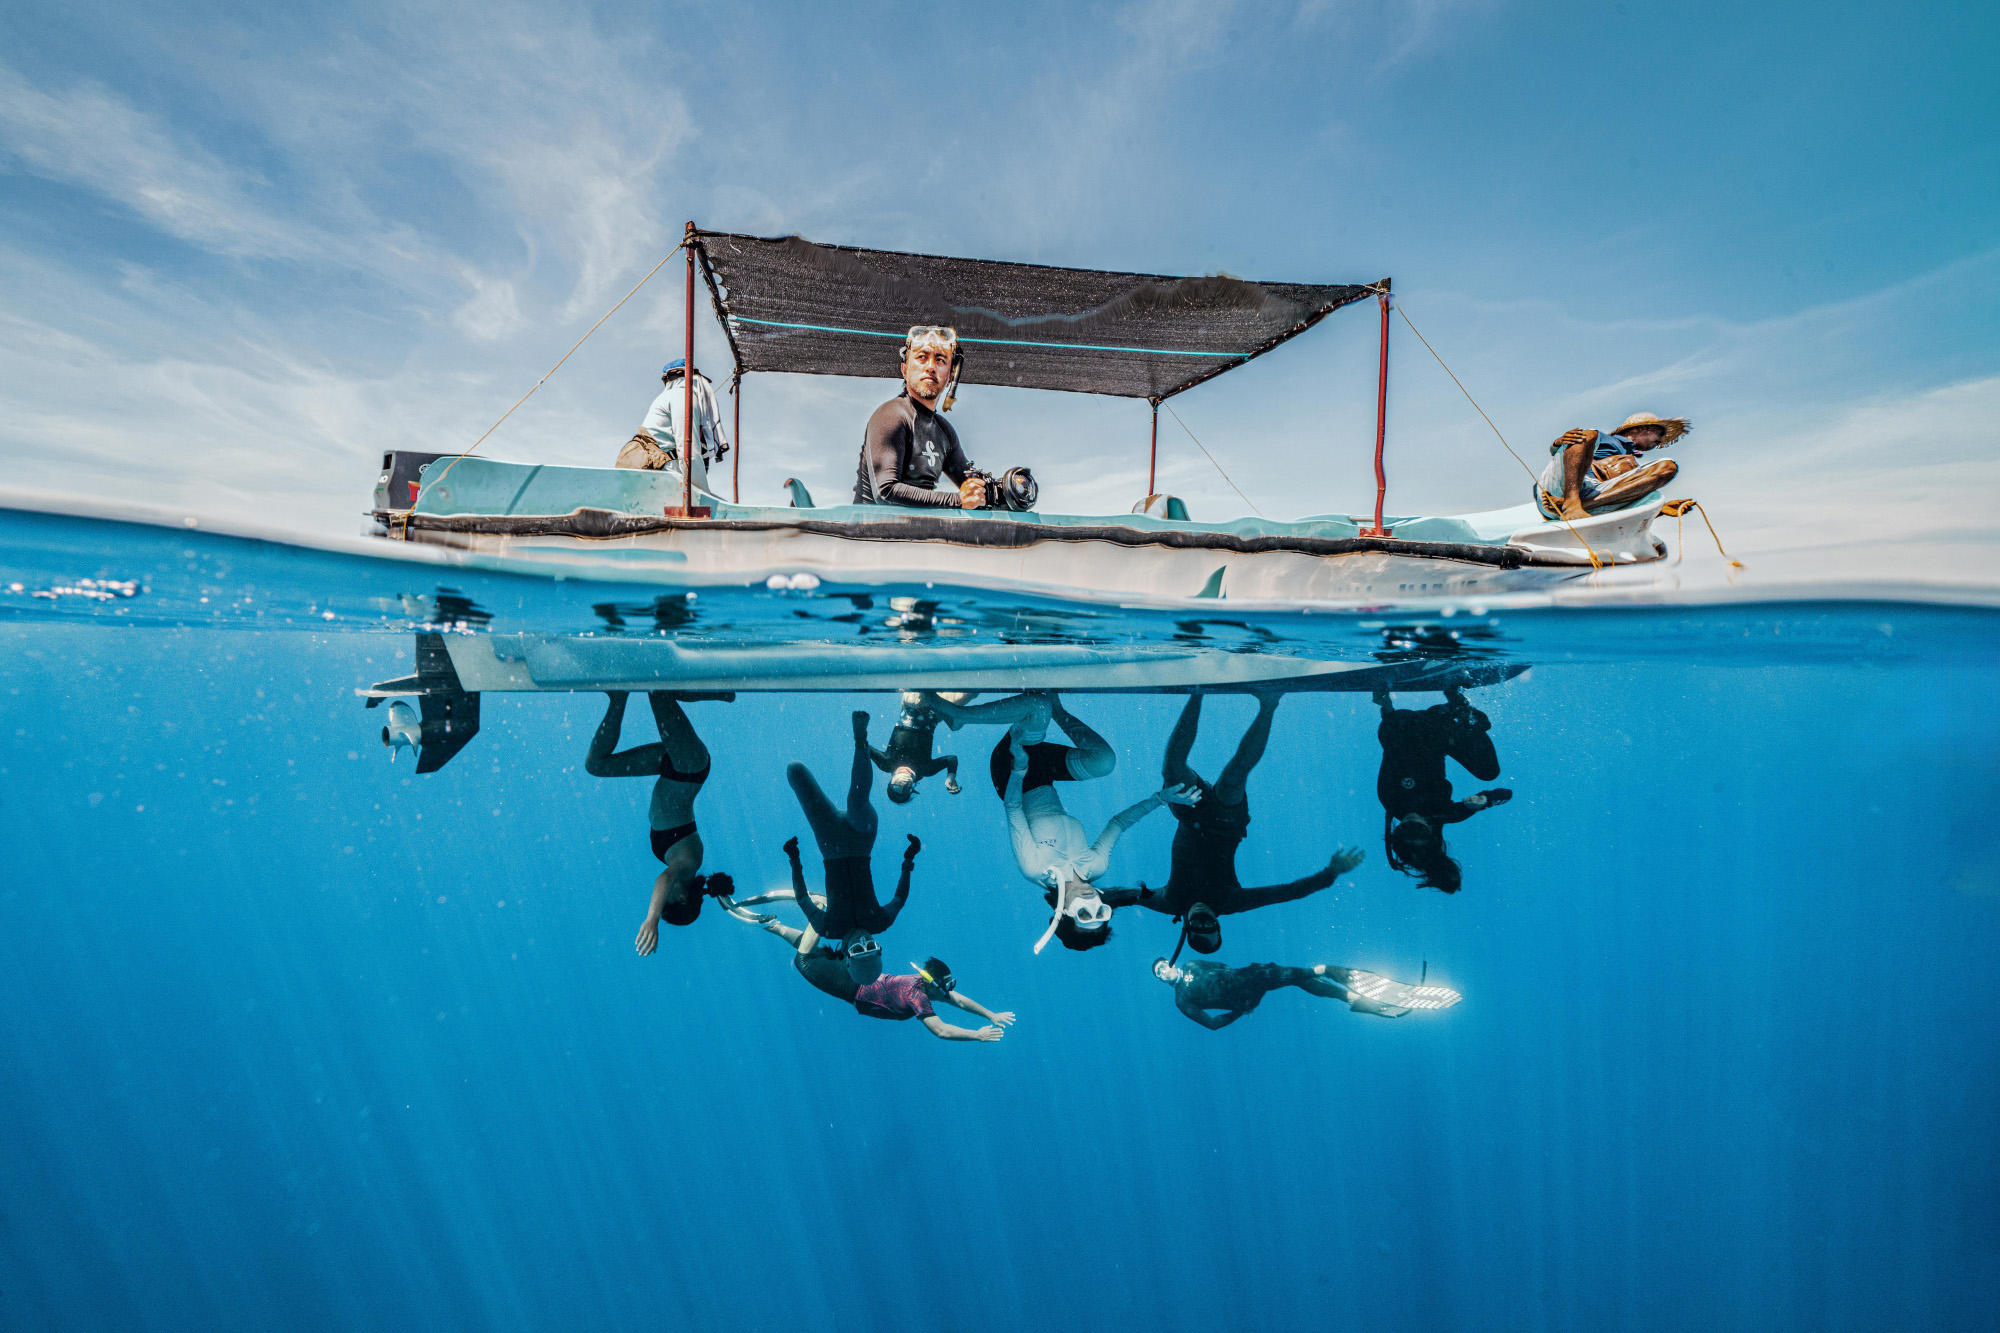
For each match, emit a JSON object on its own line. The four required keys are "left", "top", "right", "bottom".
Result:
{"left": 1222, "top": 847, "right": 1361, "bottom": 915}
{"left": 1090, "top": 784, "right": 1196, "bottom": 864}
{"left": 944, "top": 989, "right": 1015, "bottom": 1026}
{"left": 585, "top": 692, "right": 663, "bottom": 777}
{"left": 920, "top": 1014, "right": 1005, "bottom": 1042}
{"left": 867, "top": 744, "right": 895, "bottom": 775}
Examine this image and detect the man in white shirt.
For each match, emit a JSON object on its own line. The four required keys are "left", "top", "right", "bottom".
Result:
{"left": 616, "top": 359, "right": 730, "bottom": 492}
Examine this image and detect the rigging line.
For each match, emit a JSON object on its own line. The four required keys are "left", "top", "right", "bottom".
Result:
{"left": 1162, "top": 401, "right": 1264, "bottom": 518}
{"left": 410, "top": 242, "right": 686, "bottom": 514}
{"left": 1387, "top": 299, "right": 1604, "bottom": 572}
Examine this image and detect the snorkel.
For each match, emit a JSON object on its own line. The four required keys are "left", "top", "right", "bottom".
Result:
{"left": 911, "top": 957, "right": 956, "bottom": 998}
{"left": 902, "top": 325, "right": 962, "bottom": 411}
{"left": 1033, "top": 869, "right": 1112, "bottom": 954}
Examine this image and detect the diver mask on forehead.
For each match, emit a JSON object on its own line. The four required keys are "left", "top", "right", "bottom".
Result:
{"left": 903, "top": 325, "right": 964, "bottom": 411}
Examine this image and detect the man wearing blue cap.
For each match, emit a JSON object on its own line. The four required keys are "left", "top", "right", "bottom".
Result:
{"left": 616, "top": 359, "right": 730, "bottom": 492}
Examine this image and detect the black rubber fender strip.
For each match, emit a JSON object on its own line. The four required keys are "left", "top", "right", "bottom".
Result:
{"left": 373, "top": 507, "right": 1531, "bottom": 569}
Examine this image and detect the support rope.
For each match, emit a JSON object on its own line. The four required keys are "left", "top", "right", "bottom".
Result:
{"left": 1163, "top": 402, "right": 1264, "bottom": 517}
{"left": 1380, "top": 294, "right": 1604, "bottom": 572}
{"left": 407, "top": 242, "right": 686, "bottom": 519}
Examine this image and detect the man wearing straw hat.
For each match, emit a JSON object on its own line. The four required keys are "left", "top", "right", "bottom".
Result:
{"left": 1537, "top": 413, "right": 1688, "bottom": 522}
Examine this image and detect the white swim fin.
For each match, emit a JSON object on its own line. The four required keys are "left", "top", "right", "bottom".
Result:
{"left": 1343, "top": 969, "right": 1462, "bottom": 1017}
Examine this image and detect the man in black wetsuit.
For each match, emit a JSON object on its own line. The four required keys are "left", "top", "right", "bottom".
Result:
{"left": 1134, "top": 693, "right": 1364, "bottom": 952}
{"left": 853, "top": 326, "right": 988, "bottom": 510}
{"left": 1152, "top": 958, "right": 1462, "bottom": 1030}
{"left": 1375, "top": 685, "right": 1511, "bottom": 894}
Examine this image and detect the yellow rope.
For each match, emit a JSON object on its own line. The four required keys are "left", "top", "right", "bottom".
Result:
{"left": 405, "top": 242, "right": 687, "bottom": 523}
{"left": 1662, "top": 499, "right": 1743, "bottom": 568}
{"left": 1383, "top": 294, "right": 1604, "bottom": 572}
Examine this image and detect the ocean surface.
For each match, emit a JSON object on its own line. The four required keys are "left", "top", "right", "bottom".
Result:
{"left": 2, "top": 505, "right": 1997, "bottom": 1332}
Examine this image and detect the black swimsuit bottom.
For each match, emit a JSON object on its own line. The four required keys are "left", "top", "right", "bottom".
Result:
{"left": 651, "top": 822, "right": 698, "bottom": 862}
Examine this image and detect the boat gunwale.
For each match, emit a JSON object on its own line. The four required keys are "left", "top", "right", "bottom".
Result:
{"left": 372, "top": 507, "right": 1535, "bottom": 569}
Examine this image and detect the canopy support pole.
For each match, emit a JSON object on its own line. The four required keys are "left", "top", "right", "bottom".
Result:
{"left": 670, "top": 221, "right": 708, "bottom": 518}
{"left": 1361, "top": 282, "right": 1393, "bottom": 538}
{"left": 732, "top": 376, "right": 741, "bottom": 504}
{"left": 1147, "top": 399, "right": 1159, "bottom": 499}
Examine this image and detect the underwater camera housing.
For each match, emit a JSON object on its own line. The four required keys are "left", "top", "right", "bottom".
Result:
{"left": 966, "top": 466, "right": 1038, "bottom": 513}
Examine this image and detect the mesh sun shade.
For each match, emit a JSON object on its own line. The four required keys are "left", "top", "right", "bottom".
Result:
{"left": 693, "top": 230, "right": 1378, "bottom": 401}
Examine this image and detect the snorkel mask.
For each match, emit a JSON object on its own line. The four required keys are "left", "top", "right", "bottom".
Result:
{"left": 1153, "top": 958, "right": 1182, "bottom": 985}
{"left": 886, "top": 766, "right": 919, "bottom": 804}
{"left": 1032, "top": 872, "right": 1112, "bottom": 955}
{"left": 842, "top": 933, "right": 883, "bottom": 984}
{"left": 911, "top": 958, "right": 956, "bottom": 995}
{"left": 903, "top": 325, "right": 963, "bottom": 411}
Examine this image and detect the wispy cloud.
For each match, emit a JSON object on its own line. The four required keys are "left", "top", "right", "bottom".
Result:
{"left": 0, "top": 66, "right": 315, "bottom": 259}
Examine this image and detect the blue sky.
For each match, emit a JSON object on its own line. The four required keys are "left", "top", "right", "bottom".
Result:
{"left": 2, "top": 0, "right": 1995, "bottom": 580}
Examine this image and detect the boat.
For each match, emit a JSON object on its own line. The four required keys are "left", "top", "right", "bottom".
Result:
{"left": 353, "top": 226, "right": 1646, "bottom": 764}
{"left": 364, "top": 226, "right": 1674, "bottom": 606}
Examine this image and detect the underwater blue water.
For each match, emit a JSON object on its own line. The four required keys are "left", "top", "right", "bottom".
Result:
{"left": 2, "top": 508, "right": 1997, "bottom": 1331}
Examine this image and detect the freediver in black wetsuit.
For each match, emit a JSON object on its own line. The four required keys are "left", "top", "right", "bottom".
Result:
{"left": 868, "top": 691, "right": 964, "bottom": 804}
{"left": 1375, "top": 685, "right": 1512, "bottom": 894}
{"left": 1132, "top": 693, "right": 1364, "bottom": 953}
{"left": 782, "top": 711, "right": 922, "bottom": 985}
{"left": 1152, "top": 958, "right": 1462, "bottom": 1030}
{"left": 586, "top": 691, "right": 737, "bottom": 952}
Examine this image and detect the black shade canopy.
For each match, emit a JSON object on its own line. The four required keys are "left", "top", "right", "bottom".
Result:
{"left": 692, "top": 228, "right": 1381, "bottom": 402}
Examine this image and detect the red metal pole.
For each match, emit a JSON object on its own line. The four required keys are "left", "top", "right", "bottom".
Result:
{"left": 680, "top": 223, "right": 696, "bottom": 517}
{"left": 1362, "top": 284, "right": 1392, "bottom": 538}
{"left": 1147, "top": 400, "right": 1159, "bottom": 500}
{"left": 732, "top": 377, "right": 741, "bottom": 505}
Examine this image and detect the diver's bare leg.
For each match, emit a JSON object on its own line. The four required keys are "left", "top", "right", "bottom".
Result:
{"left": 648, "top": 692, "right": 710, "bottom": 777}
{"left": 924, "top": 692, "right": 1045, "bottom": 731}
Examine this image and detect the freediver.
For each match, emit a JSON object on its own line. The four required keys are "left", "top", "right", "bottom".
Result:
{"left": 780, "top": 711, "right": 915, "bottom": 984}
{"left": 926, "top": 691, "right": 1192, "bottom": 952}
{"left": 1375, "top": 685, "right": 1512, "bottom": 895}
{"left": 1133, "top": 693, "right": 1365, "bottom": 954}
{"left": 586, "top": 691, "right": 737, "bottom": 952}
{"left": 868, "top": 690, "right": 966, "bottom": 803}
{"left": 727, "top": 893, "right": 1014, "bottom": 1040}
{"left": 1152, "top": 957, "right": 1462, "bottom": 1030}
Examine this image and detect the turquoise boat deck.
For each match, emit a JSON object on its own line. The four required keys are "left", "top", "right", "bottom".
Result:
{"left": 411, "top": 457, "right": 1557, "bottom": 547}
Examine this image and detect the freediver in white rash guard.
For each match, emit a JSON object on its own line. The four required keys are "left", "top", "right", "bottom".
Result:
{"left": 929, "top": 692, "right": 1197, "bottom": 952}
